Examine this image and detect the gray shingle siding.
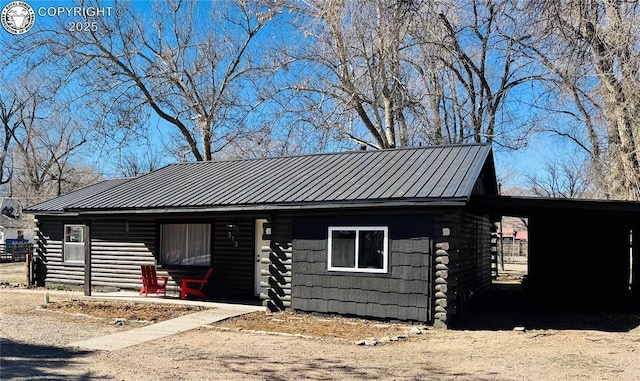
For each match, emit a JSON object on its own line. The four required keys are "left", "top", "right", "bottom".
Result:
{"left": 291, "top": 214, "right": 433, "bottom": 322}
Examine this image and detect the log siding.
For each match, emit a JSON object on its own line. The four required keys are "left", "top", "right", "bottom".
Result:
{"left": 432, "top": 210, "right": 493, "bottom": 327}
{"left": 261, "top": 216, "right": 293, "bottom": 311}
{"left": 36, "top": 216, "right": 260, "bottom": 298}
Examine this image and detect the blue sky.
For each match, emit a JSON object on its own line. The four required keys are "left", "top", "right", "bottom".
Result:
{"left": 1, "top": 0, "right": 565, "bottom": 190}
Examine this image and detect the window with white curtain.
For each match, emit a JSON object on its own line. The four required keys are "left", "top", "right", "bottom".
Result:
{"left": 160, "top": 223, "right": 211, "bottom": 266}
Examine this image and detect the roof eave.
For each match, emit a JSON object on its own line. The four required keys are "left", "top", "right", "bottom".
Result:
{"left": 63, "top": 198, "right": 469, "bottom": 216}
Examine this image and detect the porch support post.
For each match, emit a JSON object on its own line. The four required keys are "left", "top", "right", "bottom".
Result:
{"left": 633, "top": 226, "right": 639, "bottom": 308}
{"left": 83, "top": 222, "right": 91, "bottom": 296}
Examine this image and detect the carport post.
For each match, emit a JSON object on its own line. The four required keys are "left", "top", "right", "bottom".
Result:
{"left": 633, "top": 227, "right": 639, "bottom": 307}
{"left": 83, "top": 222, "right": 91, "bottom": 296}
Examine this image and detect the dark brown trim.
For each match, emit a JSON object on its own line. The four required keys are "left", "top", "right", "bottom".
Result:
{"left": 83, "top": 222, "right": 91, "bottom": 296}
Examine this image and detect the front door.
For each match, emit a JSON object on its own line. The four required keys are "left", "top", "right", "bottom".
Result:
{"left": 254, "top": 219, "right": 268, "bottom": 296}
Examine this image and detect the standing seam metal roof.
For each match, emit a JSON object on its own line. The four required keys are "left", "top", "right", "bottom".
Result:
{"left": 25, "top": 178, "right": 133, "bottom": 212}
{"left": 32, "top": 144, "right": 495, "bottom": 212}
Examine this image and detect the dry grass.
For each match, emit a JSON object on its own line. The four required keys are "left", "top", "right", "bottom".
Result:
{"left": 213, "top": 310, "right": 414, "bottom": 341}
{"left": 38, "top": 299, "right": 210, "bottom": 323}
{"left": 36, "top": 298, "right": 413, "bottom": 341}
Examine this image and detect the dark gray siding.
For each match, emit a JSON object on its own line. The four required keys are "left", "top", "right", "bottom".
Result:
{"left": 432, "top": 211, "right": 493, "bottom": 326}
{"left": 36, "top": 217, "right": 83, "bottom": 286}
{"left": 208, "top": 219, "right": 255, "bottom": 298}
{"left": 291, "top": 215, "right": 433, "bottom": 322}
{"left": 91, "top": 219, "right": 160, "bottom": 290}
{"left": 36, "top": 217, "right": 162, "bottom": 290}
{"left": 456, "top": 213, "right": 493, "bottom": 306}
{"left": 37, "top": 215, "right": 260, "bottom": 297}
{"left": 262, "top": 216, "right": 293, "bottom": 311}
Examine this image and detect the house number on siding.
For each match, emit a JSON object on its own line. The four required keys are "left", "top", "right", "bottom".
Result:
{"left": 227, "top": 231, "right": 239, "bottom": 247}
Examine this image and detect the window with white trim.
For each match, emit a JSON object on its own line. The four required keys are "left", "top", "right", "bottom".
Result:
{"left": 327, "top": 226, "right": 388, "bottom": 273}
{"left": 63, "top": 225, "right": 84, "bottom": 264}
{"left": 160, "top": 223, "right": 211, "bottom": 266}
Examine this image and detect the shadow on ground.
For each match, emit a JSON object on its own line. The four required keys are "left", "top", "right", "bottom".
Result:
{"left": 214, "top": 353, "right": 504, "bottom": 381}
{"left": 0, "top": 338, "right": 108, "bottom": 380}
{"left": 457, "top": 282, "right": 640, "bottom": 332}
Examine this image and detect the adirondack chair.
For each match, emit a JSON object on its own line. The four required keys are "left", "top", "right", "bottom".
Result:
{"left": 139, "top": 265, "right": 169, "bottom": 297}
{"left": 180, "top": 268, "right": 214, "bottom": 300}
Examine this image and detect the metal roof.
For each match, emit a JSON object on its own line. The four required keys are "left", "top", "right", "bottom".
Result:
{"left": 26, "top": 178, "right": 133, "bottom": 213}
{"left": 31, "top": 144, "right": 496, "bottom": 214}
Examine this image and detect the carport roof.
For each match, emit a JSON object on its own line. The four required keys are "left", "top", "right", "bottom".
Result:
{"left": 470, "top": 194, "right": 640, "bottom": 219}
{"left": 27, "top": 144, "right": 497, "bottom": 215}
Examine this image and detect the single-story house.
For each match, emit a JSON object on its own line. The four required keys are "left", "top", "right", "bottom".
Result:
{"left": 25, "top": 143, "right": 640, "bottom": 327}
{"left": 27, "top": 144, "right": 499, "bottom": 327}
{"left": 1, "top": 198, "right": 34, "bottom": 243}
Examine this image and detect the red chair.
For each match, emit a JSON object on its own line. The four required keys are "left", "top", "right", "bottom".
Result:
{"left": 139, "top": 265, "right": 168, "bottom": 297}
{"left": 180, "top": 268, "right": 214, "bottom": 300}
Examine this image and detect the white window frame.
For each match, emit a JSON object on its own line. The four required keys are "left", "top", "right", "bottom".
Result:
{"left": 327, "top": 226, "right": 389, "bottom": 273}
{"left": 63, "top": 224, "right": 85, "bottom": 264}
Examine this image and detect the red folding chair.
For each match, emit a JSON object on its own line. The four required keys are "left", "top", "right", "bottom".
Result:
{"left": 139, "top": 265, "right": 168, "bottom": 297}
{"left": 180, "top": 268, "right": 214, "bottom": 300}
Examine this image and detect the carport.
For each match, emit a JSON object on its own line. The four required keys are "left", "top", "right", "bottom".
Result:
{"left": 471, "top": 195, "right": 640, "bottom": 311}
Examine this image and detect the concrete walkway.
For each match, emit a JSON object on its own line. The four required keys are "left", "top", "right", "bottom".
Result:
{"left": 68, "top": 292, "right": 263, "bottom": 351}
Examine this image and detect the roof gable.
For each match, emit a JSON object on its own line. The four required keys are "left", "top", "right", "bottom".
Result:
{"left": 33, "top": 144, "right": 496, "bottom": 214}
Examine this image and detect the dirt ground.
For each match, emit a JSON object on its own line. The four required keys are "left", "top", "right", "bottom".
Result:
{"left": 2, "top": 263, "right": 640, "bottom": 380}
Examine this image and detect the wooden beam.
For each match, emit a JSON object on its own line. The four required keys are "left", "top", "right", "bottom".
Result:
{"left": 633, "top": 226, "right": 639, "bottom": 308}
{"left": 83, "top": 223, "right": 91, "bottom": 296}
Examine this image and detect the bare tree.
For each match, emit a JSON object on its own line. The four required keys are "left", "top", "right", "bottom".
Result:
{"left": 0, "top": 69, "right": 98, "bottom": 202}
{"left": 415, "top": 0, "right": 542, "bottom": 147}
{"left": 284, "top": 0, "right": 541, "bottom": 149}
{"left": 115, "top": 143, "right": 166, "bottom": 178}
{"left": 522, "top": 0, "right": 640, "bottom": 200}
{"left": 283, "top": 0, "right": 417, "bottom": 149}
{"left": 0, "top": 81, "right": 35, "bottom": 186}
{"left": 11, "top": 116, "right": 94, "bottom": 200}
{"left": 526, "top": 156, "right": 592, "bottom": 199}
{"left": 4, "top": 0, "right": 286, "bottom": 162}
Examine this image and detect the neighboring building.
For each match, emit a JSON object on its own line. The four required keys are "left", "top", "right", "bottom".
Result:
{"left": 0, "top": 198, "right": 32, "bottom": 242}
{"left": 27, "top": 144, "right": 498, "bottom": 327}
{"left": 498, "top": 226, "right": 528, "bottom": 259}
{"left": 1, "top": 198, "right": 34, "bottom": 262}
{"left": 26, "top": 144, "right": 640, "bottom": 327}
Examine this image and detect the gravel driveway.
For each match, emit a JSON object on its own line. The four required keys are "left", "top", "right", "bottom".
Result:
{"left": 2, "top": 287, "right": 640, "bottom": 380}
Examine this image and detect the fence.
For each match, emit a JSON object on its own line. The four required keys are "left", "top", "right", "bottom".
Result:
{"left": 497, "top": 239, "right": 528, "bottom": 263}
{"left": 0, "top": 243, "right": 33, "bottom": 262}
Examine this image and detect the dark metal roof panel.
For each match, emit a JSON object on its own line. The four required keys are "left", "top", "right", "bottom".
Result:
{"left": 439, "top": 145, "right": 480, "bottom": 197}
{"left": 324, "top": 150, "right": 382, "bottom": 201}
{"left": 356, "top": 149, "right": 414, "bottom": 200}
{"left": 374, "top": 149, "right": 430, "bottom": 199}
{"left": 279, "top": 152, "right": 354, "bottom": 203}
{"left": 454, "top": 145, "right": 493, "bottom": 198}
{"left": 425, "top": 145, "right": 474, "bottom": 197}
{"left": 59, "top": 144, "right": 494, "bottom": 211}
{"left": 25, "top": 178, "right": 132, "bottom": 212}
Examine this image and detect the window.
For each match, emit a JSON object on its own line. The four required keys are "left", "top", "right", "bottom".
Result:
{"left": 64, "top": 225, "right": 84, "bottom": 264}
{"left": 328, "top": 227, "right": 388, "bottom": 273}
{"left": 160, "top": 223, "right": 211, "bottom": 266}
